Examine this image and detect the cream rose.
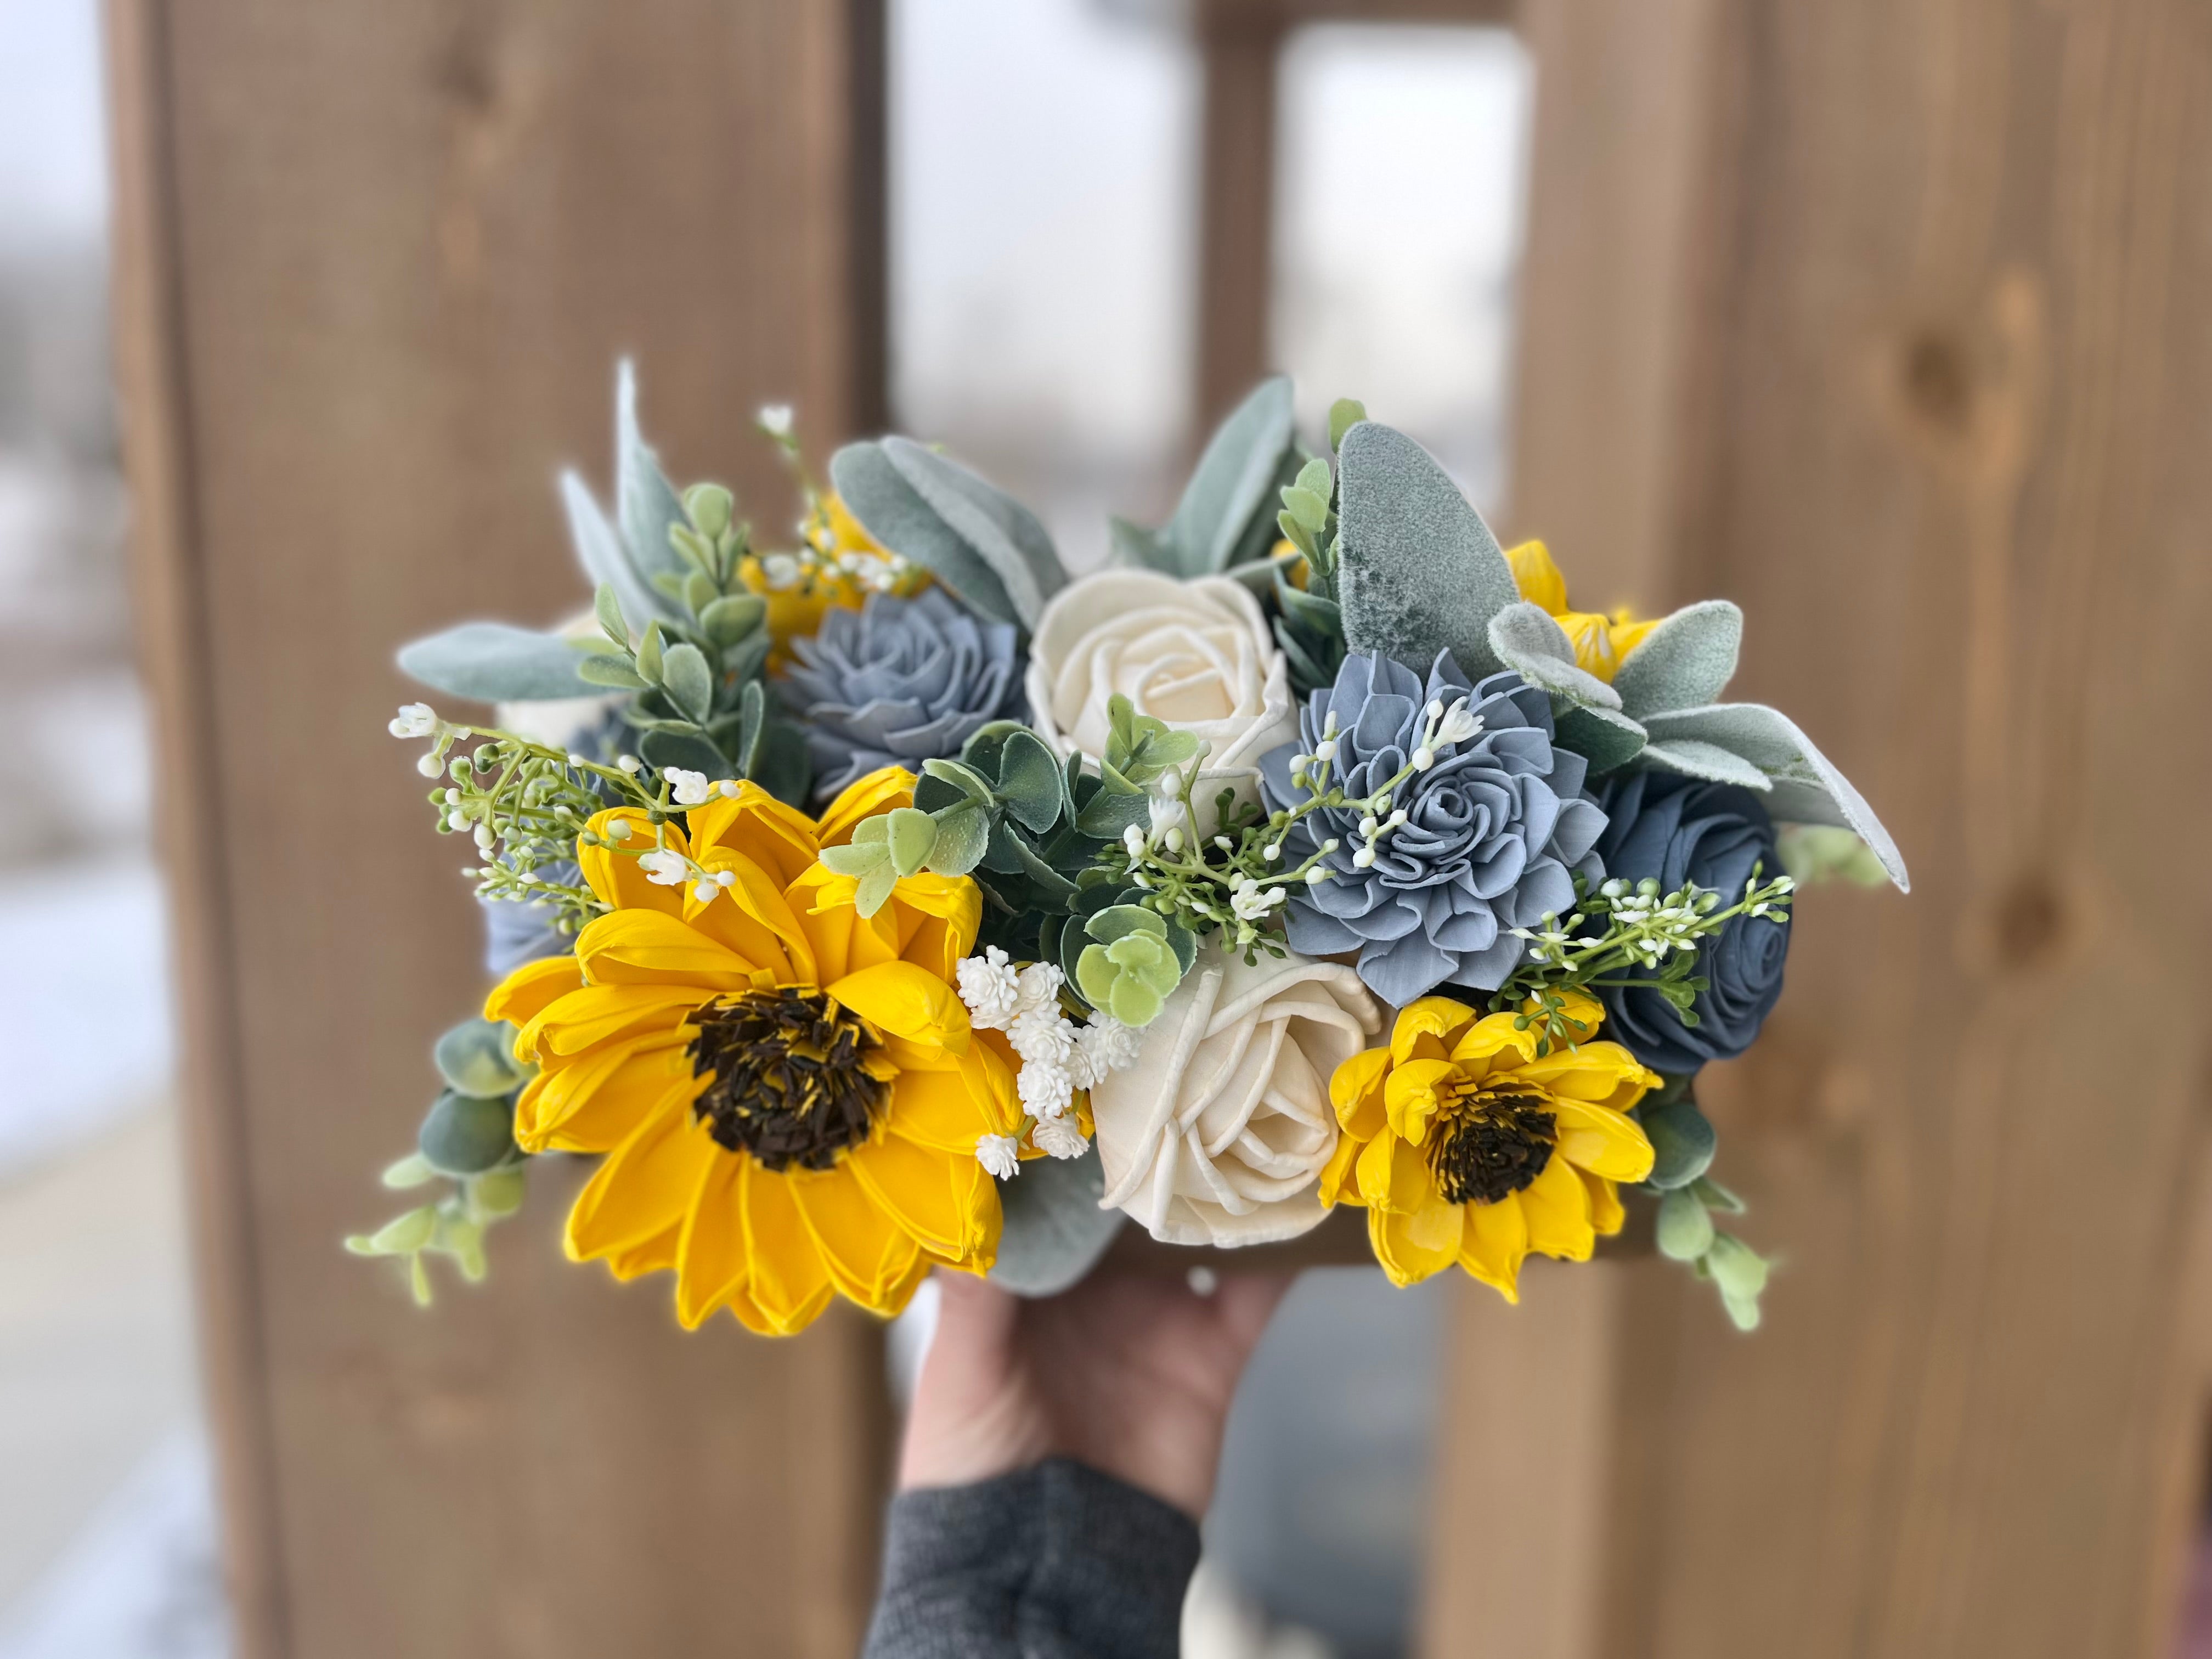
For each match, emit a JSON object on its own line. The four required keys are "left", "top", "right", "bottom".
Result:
{"left": 1091, "top": 941, "right": 1383, "bottom": 1246}
{"left": 1025, "top": 570, "right": 1298, "bottom": 837}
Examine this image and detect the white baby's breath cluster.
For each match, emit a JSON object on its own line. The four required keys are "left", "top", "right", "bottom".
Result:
{"left": 954, "top": 947, "right": 1142, "bottom": 1174}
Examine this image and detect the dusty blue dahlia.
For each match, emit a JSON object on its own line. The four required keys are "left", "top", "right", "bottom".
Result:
{"left": 778, "top": 588, "right": 1024, "bottom": 802}
{"left": 1259, "top": 651, "right": 1609, "bottom": 1007}
{"left": 1590, "top": 770, "right": 1790, "bottom": 1075}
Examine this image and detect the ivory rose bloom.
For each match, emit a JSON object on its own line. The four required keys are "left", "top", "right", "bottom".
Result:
{"left": 1025, "top": 571, "right": 1298, "bottom": 835}
{"left": 1091, "top": 942, "right": 1383, "bottom": 1246}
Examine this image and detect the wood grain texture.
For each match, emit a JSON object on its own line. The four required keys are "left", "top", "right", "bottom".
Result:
{"left": 104, "top": 4, "right": 892, "bottom": 1656}
{"left": 1431, "top": 2, "right": 2212, "bottom": 1656}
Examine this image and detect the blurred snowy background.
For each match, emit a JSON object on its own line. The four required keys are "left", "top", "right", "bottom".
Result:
{"left": 0, "top": 2, "right": 1529, "bottom": 1655}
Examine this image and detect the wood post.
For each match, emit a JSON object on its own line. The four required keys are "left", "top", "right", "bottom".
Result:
{"left": 1426, "top": 2, "right": 2212, "bottom": 1655}
{"left": 104, "top": 4, "right": 891, "bottom": 1655}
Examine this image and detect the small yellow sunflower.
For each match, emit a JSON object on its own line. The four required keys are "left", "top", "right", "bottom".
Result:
{"left": 1506, "top": 540, "right": 1659, "bottom": 684}
{"left": 485, "top": 769, "right": 1022, "bottom": 1336}
{"left": 1321, "top": 992, "right": 1658, "bottom": 1300}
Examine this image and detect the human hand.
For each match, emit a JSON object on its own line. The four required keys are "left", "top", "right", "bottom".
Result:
{"left": 898, "top": 1265, "right": 1293, "bottom": 1519}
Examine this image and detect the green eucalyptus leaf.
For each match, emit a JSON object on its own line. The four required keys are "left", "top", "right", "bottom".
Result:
{"left": 659, "top": 642, "right": 714, "bottom": 724}
{"left": 575, "top": 653, "right": 652, "bottom": 692}
{"left": 1073, "top": 785, "right": 1151, "bottom": 840}
{"left": 855, "top": 858, "right": 899, "bottom": 918}
{"left": 1327, "top": 397, "right": 1367, "bottom": 450}
{"left": 995, "top": 730, "right": 1065, "bottom": 834}
{"left": 821, "top": 839, "right": 890, "bottom": 877}
{"left": 1282, "top": 484, "right": 1329, "bottom": 534}
{"left": 1085, "top": 904, "right": 1166, "bottom": 945}
{"left": 1640, "top": 1094, "right": 1718, "bottom": 1190}
{"left": 419, "top": 1090, "right": 517, "bottom": 1177}
{"left": 635, "top": 619, "right": 667, "bottom": 685}
{"left": 595, "top": 584, "right": 630, "bottom": 647}
{"left": 470, "top": 1165, "right": 528, "bottom": 1218}
{"left": 921, "top": 756, "right": 997, "bottom": 805}
{"left": 1656, "top": 1188, "right": 1716, "bottom": 1261}
{"left": 433, "top": 1018, "right": 526, "bottom": 1098}
{"left": 887, "top": 806, "right": 938, "bottom": 876}
{"left": 682, "top": 569, "right": 718, "bottom": 617}
{"left": 640, "top": 727, "right": 727, "bottom": 778}
{"left": 926, "top": 802, "right": 991, "bottom": 875}
{"left": 1691, "top": 1175, "right": 1747, "bottom": 1214}
{"left": 369, "top": 1207, "right": 438, "bottom": 1255}
{"left": 699, "top": 592, "right": 767, "bottom": 648}
{"left": 683, "top": 482, "right": 734, "bottom": 541}
{"left": 1706, "top": 1232, "right": 1770, "bottom": 1306}
{"left": 1294, "top": 455, "right": 1334, "bottom": 500}
{"left": 381, "top": 1152, "right": 438, "bottom": 1190}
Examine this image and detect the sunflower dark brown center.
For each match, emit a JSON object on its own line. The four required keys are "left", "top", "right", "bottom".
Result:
{"left": 686, "top": 989, "right": 888, "bottom": 1171}
{"left": 1428, "top": 1085, "right": 1557, "bottom": 1205}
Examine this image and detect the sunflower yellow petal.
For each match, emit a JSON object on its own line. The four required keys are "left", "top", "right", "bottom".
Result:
{"left": 1369, "top": 1182, "right": 1463, "bottom": 1285}
{"left": 578, "top": 809, "right": 690, "bottom": 915}
{"left": 738, "top": 1160, "right": 836, "bottom": 1334}
{"left": 845, "top": 1132, "right": 998, "bottom": 1266}
{"left": 1581, "top": 1169, "right": 1626, "bottom": 1237}
{"left": 886, "top": 1053, "right": 1017, "bottom": 1152}
{"left": 791, "top": 1167, "right": 926, "bottom": 1312}
{"left": 1506, "top": 539, "right": 1568, "bottom": 613}
{"left": 1551, "top": 1097, "right": 1656, "bottom": 1184}
{"left": 1390, "top": 996, "right": 1476, "bottom": 1066}
{"left": 1383, "top": 1057, "right": 1459, "bottom": 1145}
{"left": 1330, "top": 1047, "right": 1392, "bottom": 1137}
{"left": 680, "top": 852, "right": 814, "bottom": 985}
{"left": 515, "top": 1035, "right": 691, "bottom": 1153}
{"left": 1317, "top": 1131, "right": 1366, "bottom": 1207}
{"left": 1519, "top": 1154, "right": 1596, "bottom": 1262}
{"left": 485, "top": 954, "right": 585, "bottom": 1037}
{"left": 827, "top": 960, "right": 972, "bottom": 1052}
{"left": 1448, "top": 1011, "right": 1540, "bottom": 1077}
{"left": 518, "top": 983, "right": 701, "bottom": 1060}
{"left": 816, "top": 767, "right": 916, "bottom": 848}
{"left": 603, "top": 1219, "right": 684, "bottom": 1282}
{"left": 564, "top": 1096, "right": 714, "bottom": 1265}
{"left": 685, "top": 783, "right": 820, "bottom": 891}
{"left": 673, "top": 1152, "right": 749, "bottom": 1329}
{"left": 1460, "top": 1194, "right": 1530, "bottom": 1301}
{"left": 575, "top": 908, "right": 766, "bottom": 992}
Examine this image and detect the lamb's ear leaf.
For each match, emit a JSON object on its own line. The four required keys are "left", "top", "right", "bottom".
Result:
{"left": 1335, "top": 421, "right": 1519, "bottom": 681}
{"left": 1613, "top": 600, "right": 1742, "bottom": 719}
{"left": 1163, "top": 376, "right": 1297, "bottom": 577}
{"left": 1637, "top": 738, "right": 1772, "bottom": 791}
{"left": 639, "top": 727, "right": 727, "bottom": 779}
{"left": 613, "top": 360, "right": 692, "bottom": 587}
{"left": 398, "top": 623, "right": 593, "bottom": 702}
{"left": 989, "top": 1143, "right": 1126, "bottom": 1297}
{"left": 1640, "top": 703, "right": 1909, "bottom": 891}
{"left": 880, "top": 437, "right": 1066, "bottom": 627}
{"left": 1553, "top": 704, "right": 1648, "bottom": 774}
{"left": 1108, "top": 516, "right": 1166, "bottom": 572}
{"left": 1488, "top": 602, "right": 1622, "bottom": 710}
{"left": 561, "top": 471, "right": 669, "bottom": 627}
{"left": 830, "top": 442, "right": 1018, "bottom": 626}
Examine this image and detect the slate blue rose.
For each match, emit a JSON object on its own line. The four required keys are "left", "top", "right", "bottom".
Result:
{"left": 778, "top": 587, "right": 1024, "bottom": 802}
{"left": 1259, "top": 651, "right": 1609, "bottom": 1007}
{"left": 1591, "top": 770, "right": 1790, "bottom": 1075}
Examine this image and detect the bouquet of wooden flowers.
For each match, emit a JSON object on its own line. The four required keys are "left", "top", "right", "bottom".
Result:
{"left": 352, "top": 367, "right": 1906, "bottom": 1336}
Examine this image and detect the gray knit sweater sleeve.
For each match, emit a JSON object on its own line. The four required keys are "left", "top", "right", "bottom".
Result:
{"left": 860, "top": 1459, "right": 1199, "bottom": 1659}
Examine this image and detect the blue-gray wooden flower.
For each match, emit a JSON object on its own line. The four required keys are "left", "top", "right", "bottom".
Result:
{"left": 779, "top": 587, "right": 1023, "bottom": 801}
{"left": 1259, "top": 651, "right": 1609, "bottom": 1006}
{"left": 1592, "top": 770, "right": 1790, "bottom": 1075}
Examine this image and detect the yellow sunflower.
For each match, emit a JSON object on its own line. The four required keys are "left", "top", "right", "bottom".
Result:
{"left": 1321, "top": 992, "right": 1658, "bottom": 1300}
{"left": 1506, "top": 540, "right": 1660, "bottom": 684}
{"left": 484, "top": 769, "right": 1023, "bottom": 1336}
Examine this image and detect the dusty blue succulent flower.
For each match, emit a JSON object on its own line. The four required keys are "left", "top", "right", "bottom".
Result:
{"left": 778, "top": 588, "right": 1024, "bottom": 801}
{"left": 1590, "top": 771, "right": 1790, "bottom": 1075}
{"left": 1260, "top": 651, "right": 1609, "bottom": 1006}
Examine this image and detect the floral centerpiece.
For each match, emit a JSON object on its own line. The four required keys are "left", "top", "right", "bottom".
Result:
{"left": 353, "top": 369, "right": 1905, "bottom": 1334}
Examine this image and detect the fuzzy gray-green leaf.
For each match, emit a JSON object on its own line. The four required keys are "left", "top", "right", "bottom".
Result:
{"left": 1612, "top": 600, "right": 1743, "bottom": 719}
{"left": 925, "top": 803, "right": 991, "bottom": 876}
{"left": 1641, "top": 1094, "right": 1717, "bottom": 1190}
{"left": 1640, "top": 703, "right": 1908, "bottom": 891}
{"left": 1164, "top": 376, "right": 1297, "bottom": 577}
{"left": 1487, "top": 602, "right": 1622, "bottom": 709}
{"left": 832, "top": 442, "right": 1017, "bottom": 626}
{"left": 1335, "top": 421, "right": 1518, "bottom": 681}
{"left": 1638, "top": 737, "right": 1770, "bottom": 791}
{"left": 615, "top": 360, "right": 693, "bottom": 588}
{"left": 1553, "top": 704, "right": 1647, "bottom": 774}
{"left": 399, "top": 623, "right": 595, "bottom": 702}
{"left": 1656, "top": 1188, "right": 1716, "bottom": 1261}
{"left": 881, "top": 437, "right": 1066, "bottom": 628}
{"left": 995, "top": 729, "right": 1065, "bottom": 834}
{"left": 989, "top": 1144, "right": 1125, "bottom": 1297}
{"left": 561, "top": 470, "right": 668, "bottom": 627}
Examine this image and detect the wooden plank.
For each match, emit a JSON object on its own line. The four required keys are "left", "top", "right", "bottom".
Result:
{"left": 1430, "top": 2, "right": 2212, "bottom": 1656}
{"left": 103, "top": 4, "right": 891, "bottom": 1656}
